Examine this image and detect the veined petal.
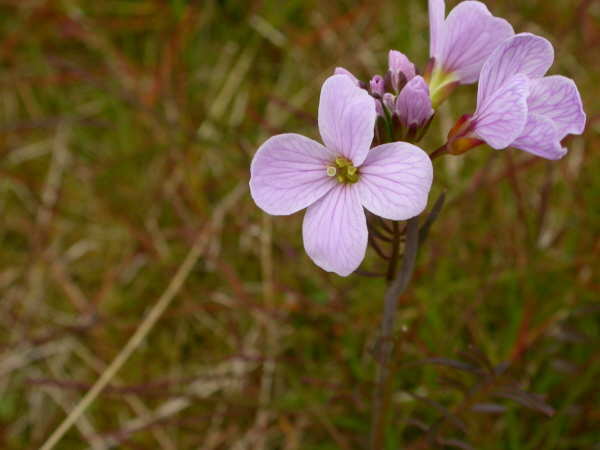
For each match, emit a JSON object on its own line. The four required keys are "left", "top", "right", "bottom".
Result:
{"left": 319, "top": 74, "right": 376, "bottom": 166}
{"left": 474, "top": 74, "right": 529, "bottom": 149}
{"left": 511, "top": 114, "right": 565, "bottom": 160}
{"left": 250, "top": 134, "right": 337, "bottom": 215}
{"left": 334, "top": 67, "right": 361, "bottom": 87}
{"left": 389, "top": 50, "right": 416, "bottom": 81}
{"left": 441, "top": 1, "right": 514, "bottom": 84}
{"left": 357, "top": 143, "right": 433, "bottom": 221}
{"left": 528, "top": 76, "right": 586, "bottom": 139}
{"left": 396, "top": 76, "right": 434, "bottom": 128}
{"left": 429, "top": 0, "right": 446, "bottom": 58}
{"left": 478, "top": 33, "right": 553, "bottom": 103}
{"left": 302, "top": 183, "right": 367, "bottom": 277}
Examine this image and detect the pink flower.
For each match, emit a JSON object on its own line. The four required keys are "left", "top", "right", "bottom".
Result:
{"left": 447, "top": 34, "right": 586, "bottom": 159}
{"left": 427, "top": 0, "right": 514, "bottom": 106}
{"left": 475, "top": 33, "right": 585, "bottom": 159}
{"left": 250, "top": 75, "right": 433, "bottom": 276}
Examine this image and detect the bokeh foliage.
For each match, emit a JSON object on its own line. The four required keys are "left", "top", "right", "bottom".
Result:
{"left": 1, "top": 0, "right": 599, "bottom": 448}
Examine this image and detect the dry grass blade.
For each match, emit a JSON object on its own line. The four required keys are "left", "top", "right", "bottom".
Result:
{"left": 38, "top": 182, "right": 247, "bottom": 450}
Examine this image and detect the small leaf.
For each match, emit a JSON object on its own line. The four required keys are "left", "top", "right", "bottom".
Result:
{"left": 466, "top": 345, "right": 495, "bottom": 375}
{"left": 400, "top": 357, "right": 484, "bottom": 376}
{"left": 493, "top": 361, "right": 511, "bottom": 377}
{"left": 400, "top": 390, "right": 468, "bottom": 433}
{"left": 493, "top": 386, "right": 555, "bottom": 416}
{"left": 419, "top": 190, "right": 446, "bottom": 245}
{"left": 438, "top": 376, "right": 469, "bottom": 394}
{"left": 438, "top": 438, "right": 475, "bottom": 450}
{"left": 470, "top": 403, "right": 508, "bottom": 414}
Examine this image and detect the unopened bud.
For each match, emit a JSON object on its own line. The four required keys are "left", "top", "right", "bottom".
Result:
{"left": 370, "top": 75, "right": 385, "bottom": 98}
{"left": 393, "top": 76, "right": 434, "bottom": 143}
{"left": 382, "top": 93, "right": 396, "bottom": 114}
{"left": 388, "top": 50, "right": 416, "bottom": 82}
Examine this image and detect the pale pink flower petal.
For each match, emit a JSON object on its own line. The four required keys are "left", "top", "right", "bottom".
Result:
{"left": 334, "top": 67, "right": 361, "bottom": 87}
{"left": 473, "top": 74, "right": 529, "bottom": 149}
{"left": 478, "top": 33, "right": 553, "bottom": 104}
{"left": 302, "top": 183, "right": 367, "bottom": 276}
{"left": 389, "top": 50, "right": 416, "bottom": 81}
{"left": 511, "top": 114, "right": 565, "bottom": 160}
{"left": 250, "top": 134, "right": 337, "bottom": 215}
{"left": 396, "top": 76, "right": 434, "bottom": 128}
{"left": 527, "top": 76, "right": 585, "bottom": 139}
{"left": 318, "top": 75, "right": 375, "bottom": 166}
{"left": 357, "top": 143, "right": 433, "bottom": 221}
{"left": 429, "top": 0, "right": 445, "bottom": 58}
{"left": 437, "top": 1, "right": 514, "bottom": 84}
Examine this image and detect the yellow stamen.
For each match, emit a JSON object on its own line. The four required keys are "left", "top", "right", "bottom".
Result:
{"left": 330, "top": 157, "right": 359, "bottom": 183}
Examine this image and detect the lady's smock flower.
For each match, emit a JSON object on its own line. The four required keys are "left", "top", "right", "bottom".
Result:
{"left": 475, "top": 33, "right": 585, "bottom": 159}
{"left": 446, "top": 33, "right": 585, "bottom": 159}
{"left": 250, "top": 75, "right": 433, "bottom": 276}
{"left": 427, "top": 0, "right": 514, "bottom": 107}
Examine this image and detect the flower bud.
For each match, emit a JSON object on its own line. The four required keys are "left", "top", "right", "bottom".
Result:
{"left": 388, "top": 50, "right": 416, "bottom": 82}
{"left": 382, "top": 93, "right": 396, "bottom": 114}
{"left": 370, "top": 75, "right": 385, "bottom": 98}
{"left": 394, "top": 76, "right": 434, "bottom": 143}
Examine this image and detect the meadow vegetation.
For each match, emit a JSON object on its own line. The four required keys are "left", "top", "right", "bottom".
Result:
{"left": 1, "top": 0, "right": 599, "bottom": 448}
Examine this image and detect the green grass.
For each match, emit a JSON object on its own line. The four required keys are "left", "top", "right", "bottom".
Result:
{"left": 0, "top": 0, "right": 599, "bottom": 448}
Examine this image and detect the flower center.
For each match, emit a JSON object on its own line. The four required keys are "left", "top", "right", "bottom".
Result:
{"left": 327, "top": 157, "right": 359, "bottom": 183}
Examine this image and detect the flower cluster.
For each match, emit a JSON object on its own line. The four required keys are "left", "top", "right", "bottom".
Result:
{"left": 250, "top": 0, "right": 585, "bottom": 276}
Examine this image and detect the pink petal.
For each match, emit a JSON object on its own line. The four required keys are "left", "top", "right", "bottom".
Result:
{"left": 440, "top": 1, "right": 514, "bottom": 84}
{"left": 389, "top": 50, "right": 416, "bottom": 81}
{"left": 429, "top": 0, "right": 445, "bottom": 58}
{"left": 302, "top": 183, "right": 367, "bottom": 277}
{"left": 396, "top": 76, "right": 434, "bottom": 128}
{"left": 318, "top": 75, "right": 376, "bottom": 166}
{"left": 357, "top": 143, "right": 433, "bottom": 220}
{"left": 511, "top": 114, "right": 565, "bottom": 160}
{"left": 527, "top": 76, "right": 586, "bottom": 139}
{"left": 250, "top": 134, "right": 337, "bottom": 215}
{"left": 478, "top": 33, "right": 553, "bottom": 103}
{"left": 334, "top": 67, "right": 361, "bottom": 87}
{"left": 474, "top": 74, "right": 529, "bottom": 149}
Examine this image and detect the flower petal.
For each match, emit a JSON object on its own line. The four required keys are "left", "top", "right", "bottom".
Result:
{"left": 389, "top": 50, "right": 416, "bottom": 81}
{"left": 250, "top": 134, "right": 337, "bottom": 215}
{"left": 527, "top": 75, "right": 586, "bottom": 139}
{"left": 302, "top": 183, "right": 367, "bottom": 277}
{"left": 511, "top": 114, "right": 565, "bottom": 160}
{"left": 474, "top": 74, "right": 529, "bottom": 149}
{"left": 440, "top": 1, "right": 514, "bottom": 84}
{"left": 396, "top": 76, "right": 434, "bottom": 128}
{"left": 429, "top": 0, "right": 446, "bottom": 58}
{"left": 334, "top": 67, "right": 361, "bottom": 87}
{"left": 318, "top": 74, "right": 375, "bottom": 166}
{"left": 357, "top": 143, "right": 433, "bottom": 220}
{"left": 478, "top": 33, "right": 554, "bottom": 103}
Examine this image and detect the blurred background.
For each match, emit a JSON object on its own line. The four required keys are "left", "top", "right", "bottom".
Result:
{"left": 1, "top": 0, "right": 599, "bottom": 448}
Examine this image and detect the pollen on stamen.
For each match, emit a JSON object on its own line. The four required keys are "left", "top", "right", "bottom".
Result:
{"left": 326, "top": 166, "right": 337, "bottom": 177}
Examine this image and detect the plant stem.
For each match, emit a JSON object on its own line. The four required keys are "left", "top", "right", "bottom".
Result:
{"left": 429, "top": 143, "right": 448, "bottom": 161}
{"left": 371, "top": 216, "right": 420, "bottom": 449}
